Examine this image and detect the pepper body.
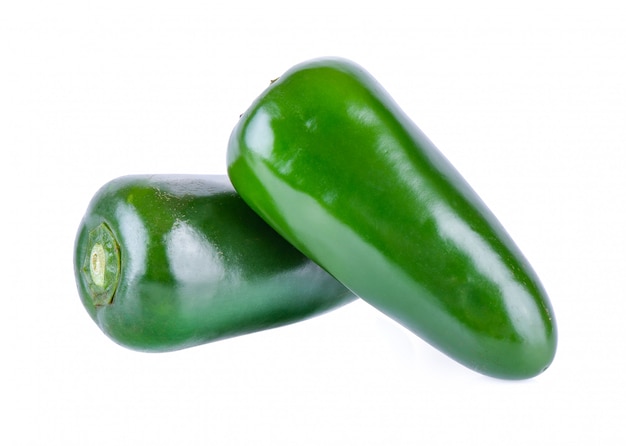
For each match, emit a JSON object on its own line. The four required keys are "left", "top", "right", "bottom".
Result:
{"left": 227, "top": 58, "right": 557, "bottom": 379}
{"left": 74, "top": 174, "right": 355, "bottom": 352}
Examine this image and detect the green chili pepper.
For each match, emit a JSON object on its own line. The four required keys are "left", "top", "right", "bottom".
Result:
{"left": 74, "top": 174, "right": 355, "bottom": 352}
{"left": 227, "top": 57, "right": 557, "bottom": 379}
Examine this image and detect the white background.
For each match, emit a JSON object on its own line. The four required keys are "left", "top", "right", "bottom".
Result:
{"left": 2, "top": 1, "right": 625, "bottom": 444}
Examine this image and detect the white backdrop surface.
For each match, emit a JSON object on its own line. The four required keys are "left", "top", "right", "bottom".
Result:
{"left": 2, "top": 1, "right": 625, "bottom": 445}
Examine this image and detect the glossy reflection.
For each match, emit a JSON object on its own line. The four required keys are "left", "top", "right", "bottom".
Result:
{"left": 114, "top": 202, "right": 148, "bottom": 283}
{"left": 165, "top": 220, "right": 228, "bottom": 285}
{"left": 245, "top": 108, "right": 275, "bottom": 159}
{"left": 431, "top": 203, "right": 543, "bottom": 344}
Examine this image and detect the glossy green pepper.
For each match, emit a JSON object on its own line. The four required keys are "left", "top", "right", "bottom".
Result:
{"left": 227, "top": 57, "right": 557, "bottom": 379}
{"left": 74, "top": 174, "right": 355, "bottom": 352}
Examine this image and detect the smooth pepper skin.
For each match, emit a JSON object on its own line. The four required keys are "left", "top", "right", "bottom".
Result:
{"left": 227, "top": 57, "right": 557, "bottom": 379}
{"left": 74, "top": 174, "right": 355, "bottom": 352}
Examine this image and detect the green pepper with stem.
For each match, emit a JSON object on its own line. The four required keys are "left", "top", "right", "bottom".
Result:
{"left": 227, "top": 57, "right": 557, "bottom": 379}
{"left": 74, "top": 174, "right": 355, "bottom": 352}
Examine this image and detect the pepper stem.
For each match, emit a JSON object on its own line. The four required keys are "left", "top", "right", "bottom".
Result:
{"left": 82, "top": 223, "right": 120, "bottom": 306}
{"left": 90, "top": 243, "right": 106, "bottom": 287}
